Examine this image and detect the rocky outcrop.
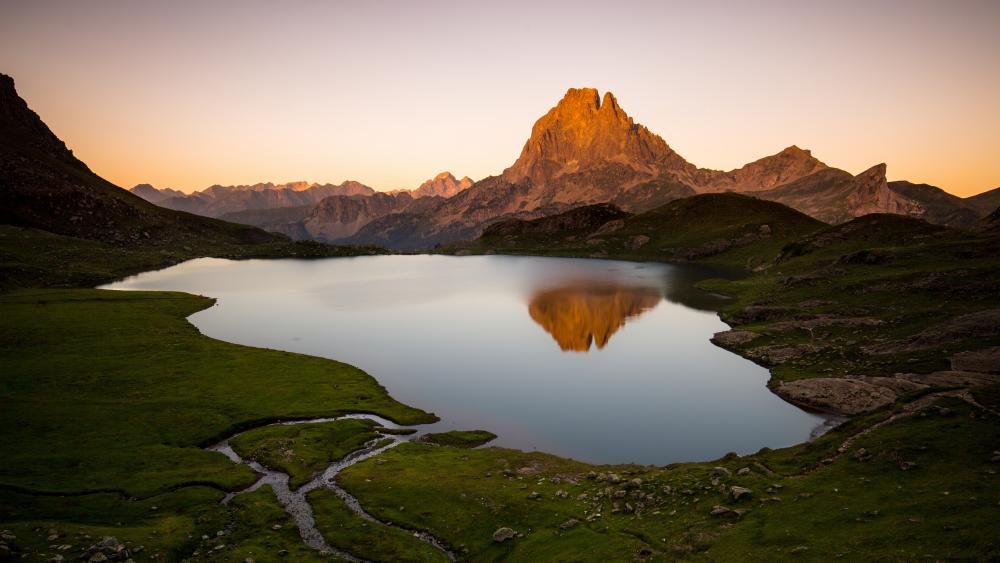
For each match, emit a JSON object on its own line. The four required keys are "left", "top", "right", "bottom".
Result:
{"left": 775, "top": 378, "right": 897, "bottom": 415}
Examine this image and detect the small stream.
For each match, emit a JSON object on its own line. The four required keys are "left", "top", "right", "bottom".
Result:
{"left": 206, "top": 414, "right": 456, "bottom": 562}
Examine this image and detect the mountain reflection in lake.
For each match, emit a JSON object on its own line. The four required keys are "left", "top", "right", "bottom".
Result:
{"left": 528, "top": 285, "right": 662, "bottom": 352}
{"left": 105, "top": 254, "right": 827, "bottom": 465}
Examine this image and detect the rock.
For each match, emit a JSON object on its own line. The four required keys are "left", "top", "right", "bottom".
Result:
{"left": 710, "top": 505, "right": 733, "bottom": 516}
{"left": 758, "top": 224, "right": 772, "bottom": 236}
{"left": 736, "top": 467, "right": 751, "bottom": 476}
{"left": 271, "top": 524, "right": 282, "bottom": 530}
{"left": 277, "top": 549, "right": 289, "bottom": 556}
{"left": 853, "top": 448, "right": 872, "bottom": 462}
{"left": 492, "top": 527, "right": 516, "bottom": 543}
{"left": 951, "top": 346, "right": 1000, "bottom": 374}
{"left": 527, "top": 491, "right": 541, "bottom": 500}
{"left": 555, "top": 489, "right": 569, "bottom": 498}
{"left": 625, "top": 478, "right": 643, "bottom": 489}
{"left": 711, "top": 330, "right": 760, "bottom": 348}
{"left": 88, "top": 554, "right": 108, "bottom": 563}
{"left": 711, "top": 467, "right": 732, "bottom": 479}
{"left": 730, "top": 486, "right": 753, "bottom": 501}
{"left": 559, "top": 518, "right": 580, "bottom": 530}
{"left": 775, "top": 378, "right": 897, "bottom": 415}
{"left": 899, "top": 461, "right": 918, "bottom": 471}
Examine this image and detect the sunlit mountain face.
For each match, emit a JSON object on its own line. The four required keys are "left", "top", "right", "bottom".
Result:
{"left": 527, "top": 284, "right": 662, "bottom": 352}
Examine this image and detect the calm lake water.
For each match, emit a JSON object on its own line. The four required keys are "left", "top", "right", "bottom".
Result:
{"left": 105, "top": 255, "right": 827, "bottom": 465}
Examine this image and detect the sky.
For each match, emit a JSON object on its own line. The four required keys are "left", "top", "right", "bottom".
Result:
{"left": 1, "top": 0, "right": 998, "bottom": 196}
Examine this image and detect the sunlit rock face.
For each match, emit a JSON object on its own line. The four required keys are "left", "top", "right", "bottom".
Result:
{"left": 528, "top": 284, "right": 662, "bottom": 352}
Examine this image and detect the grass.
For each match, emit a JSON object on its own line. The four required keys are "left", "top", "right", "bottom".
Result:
{"left": 0, "top": 224, "right": 390, "bottom": 291}
{"left": 230, "top": 419, "right": 382, "bottom": 489}
{"left": 0, "top": 288, "right": 434, "bottom": 500}
{"left": 417, "top": 430, "right": 498, "bottom": 448}
{"left": 338, "top": 398, "right": 1000, "bottom": 561}
{"left": 309, "top": 488, "right": 450, "bottom": 562}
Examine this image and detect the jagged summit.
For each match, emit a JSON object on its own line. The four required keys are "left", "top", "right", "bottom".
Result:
{"left": 501, "top": 87, "right": 693, "bottom": 186}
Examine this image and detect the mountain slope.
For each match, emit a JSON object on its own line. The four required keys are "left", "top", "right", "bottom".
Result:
{"left": 966, "top": 186, "right": 1000, "bottom": 216}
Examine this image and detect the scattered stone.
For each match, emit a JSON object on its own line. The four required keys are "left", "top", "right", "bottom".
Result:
{"left": 730, "top": 486, "right": 753, "bottom": 501}
{"left": 991, "top": 451, "right": 1000, "bottom": 463}
{"left": 555, "top": 489, "right": 568, "bottom": 498}
{"left": 277, "top": 549, "right": 289, "bottom": 556}
{"left": 736, "top": 467, "right": 751, "bottom": 476}
{"left": 527, "top": 491, "right": 541, "bottom": 500}
{"left": 899, "top": 461, "right": 918, "bottom": 471}
{"left": 492, "top": 527, "right": 516, "bottom": 543}
{"left": 625, "top": 478, "right": 643, "bottom": 488}
{"left": 711, "top": 467, "right": 732, "bottom": 479}
{"left": 790, "top": 546, "right": 809, "bottom": 554}
{"left": 559, "top": 518, "right": 579, "bottom": 530}
{"left": 271, "top": 524, "right": 282, "bottom": 530}
{"left": 854, "top": 448, "right": 872, "bottom": 462}
{"left": 710, "top": 505, "right": 733, "bottom": 516}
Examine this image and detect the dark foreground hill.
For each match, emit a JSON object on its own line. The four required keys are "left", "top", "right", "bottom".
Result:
{"left": 452, "top": 192, "right": 826, "bottom": 270}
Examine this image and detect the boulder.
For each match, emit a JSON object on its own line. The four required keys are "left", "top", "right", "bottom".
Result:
{"left": 730, "top": 486, "right": 753, "bottom": 501}
{"left": 492, "top": 527, "right": 516, "bottom": 543}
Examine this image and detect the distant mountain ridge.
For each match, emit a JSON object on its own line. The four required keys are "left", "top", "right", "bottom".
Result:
{"left": 342, "top": 88, "right": 995, "bottom": 249}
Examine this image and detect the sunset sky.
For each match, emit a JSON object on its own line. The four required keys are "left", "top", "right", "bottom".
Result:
{"left": 1, "top": 0, "right": 997, "bottom": 196}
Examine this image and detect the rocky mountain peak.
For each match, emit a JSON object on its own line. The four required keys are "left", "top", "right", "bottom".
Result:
{"left": 502, "top": 87, "right": 692, "bottom": 186}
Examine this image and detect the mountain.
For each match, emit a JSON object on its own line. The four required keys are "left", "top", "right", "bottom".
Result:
{"left": 134, "top": 180, "right": 377, "bottom": 218}
{"left": 976, "top": 206, "right": 1000, "bottom": 233}
{"left": 129, "top": 183, "right": 184, "bottom": 203}
{"left": 0, "top": 73, "right": 281, "bottom": 248}
{"left": 966, "top": 186, "right": 1000, "bottom": 216}
{"left": 342, "top": 88, "right": 986, "bottom": 250}
{"left": 887, "top": 180, "right": 981, "bottom": 228}
{"left": 407, "top": 172, "right": 473, "bottom": 198}
{"left": 215, "top": 171, "right": 472, "bottom": 240}
{"left": 299, "top": 191, "right": 446, "bottom": 242}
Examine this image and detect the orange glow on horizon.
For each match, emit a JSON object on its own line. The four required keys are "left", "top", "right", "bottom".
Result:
{"left": 1, "top": 0, "right": 997, "bottom": 197}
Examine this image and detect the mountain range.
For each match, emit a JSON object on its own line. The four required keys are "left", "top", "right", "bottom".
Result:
{"left": 336, "top": 88, "right": 997, "bottom": 249}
